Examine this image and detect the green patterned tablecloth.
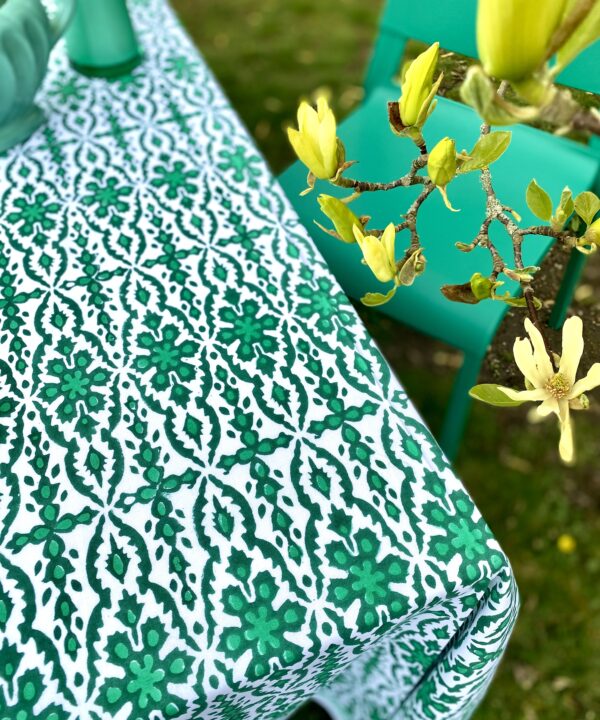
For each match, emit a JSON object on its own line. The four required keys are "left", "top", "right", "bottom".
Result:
{"left": 0, "top": 2, "right": 518, "bottom": 718}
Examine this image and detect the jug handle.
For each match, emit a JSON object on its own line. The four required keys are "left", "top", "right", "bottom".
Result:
{"left": 49, "top": 0, "right": 77, "bottom": 46}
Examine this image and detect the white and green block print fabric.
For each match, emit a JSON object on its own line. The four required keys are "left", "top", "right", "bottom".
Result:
{"left": 0, "top": 1, "right": 518, "bottom": 718}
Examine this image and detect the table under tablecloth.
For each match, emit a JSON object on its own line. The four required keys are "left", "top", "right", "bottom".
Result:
{"left": 0, "top": 2, "right": 518, "bottom": 719}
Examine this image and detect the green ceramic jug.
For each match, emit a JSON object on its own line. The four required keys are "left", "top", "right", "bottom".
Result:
{"left": 66, "top": 0, "right": 141, "bottom": 78}
{"left": 0, "top": 0, "right": 75, "bottom": 153}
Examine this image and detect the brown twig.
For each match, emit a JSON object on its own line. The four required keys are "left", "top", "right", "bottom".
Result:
{"left": 511, "top": 234, "right": 558, "bottom": 370}
{"left": 464, "top": 117, "right": 567, "bottom": 367}
{"left": 516, "top": 226, "right": 570, "bottom": 241}
{"left": 366, "top": 221, "right": 411, "bottom": 237}
{"left": 361, "top": 183, "right": 435, "bottom": 254}
{"left": 335, "top": 156, "right": 428, "bottom": 193}
{"left": 405, "top": 183, "right": 435, "bottom": 252}
{"left": 570, "top": 108, "right": 600, "bottom": 136}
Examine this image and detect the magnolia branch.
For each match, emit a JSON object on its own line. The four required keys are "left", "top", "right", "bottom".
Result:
{"left": 334, "top": 156, "right": 428, "bottom": 193}
{"left": 360, "top": 182, "right": 435, "bottom": 251}
{"left": 570, "top": 109, "right": 600, "bottom": 136}
{"left": 480, "top": 165, "right": 556, "bottom": 361}
{"left": 405, "top": 183, "right": 435, "bottom": 253}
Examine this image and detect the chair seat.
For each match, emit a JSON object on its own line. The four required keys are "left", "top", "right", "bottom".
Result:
{"left": 280, "top": 88, "right": 600, "bottom": 356}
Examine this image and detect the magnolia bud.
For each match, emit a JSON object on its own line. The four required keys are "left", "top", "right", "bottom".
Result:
{"left": 428, "top": 138, "right": 459, "bottom": 211}
{"left": 317, "top": 195, "right": 364, "bottom": 243}
{"left": 428, "top": 137, "right": 457, "bottom": 187}
{"left": 397, "top": 249, "right": 425, "bottom": 287}
{"left": 470, "top": 272, "right": 495, "bottom": 300}
{"left": 569, "top": 393, "right": 590, "bottom": 411}
{"left": 353, "top": 223, "right": 397, "bottom": 284}
{"left": 398, "top": 43, "right": 441, "bottom": 129}
{"left": 287, "top": 96, "right": 340, "bottom": 180}
{"left": 477, "top": 0, "right": 567, "bottom": 82}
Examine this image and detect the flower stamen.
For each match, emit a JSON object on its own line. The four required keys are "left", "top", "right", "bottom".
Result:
{"left": 545, "top": 372, "right": 571, "bottom": 399}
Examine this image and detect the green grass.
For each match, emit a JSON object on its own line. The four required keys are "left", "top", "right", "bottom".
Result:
{"left": 171, "top": 2, "right": 600, "bottom": 718}
{"left": 171, "top": 0, "right": 380, "bottom": 173}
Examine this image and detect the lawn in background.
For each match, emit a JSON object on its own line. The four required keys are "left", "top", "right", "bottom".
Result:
{"left": 171, "top": 2, "right": 600, "bottom": 718}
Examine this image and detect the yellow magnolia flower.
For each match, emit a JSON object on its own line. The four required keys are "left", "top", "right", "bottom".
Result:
{"left": 498, "top": 316, "right": 600, "bottom": 464}
{"left": 398, "top": 43, "right": 441, "bottom": 128}
{"left": 428, "top": 137, "right": 458, "bottom": 211}
{"left": 428, "top": 137, "right": 457, "bottom": 187}
{"left": 287, "top": 96, "right": 339, "bottom": 180}
{"left": 477, "top": 0, "right": 567, "bottom": 82}
{"left": 353, "top": 223, "right": 397, "bottom": 284}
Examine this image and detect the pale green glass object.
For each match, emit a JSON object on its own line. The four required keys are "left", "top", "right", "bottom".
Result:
{"left": 66, "top": 0, "right": 141, "bottom": 78}
{"left": 0, "top": 0, "right": 75, "bottom": 153}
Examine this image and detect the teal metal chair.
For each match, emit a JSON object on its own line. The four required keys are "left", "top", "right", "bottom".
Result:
{"left": 279, "top": 0, "right": 600, "bottom": 460}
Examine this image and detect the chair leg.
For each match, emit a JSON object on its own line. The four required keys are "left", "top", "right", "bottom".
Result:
{"left": 548, "top": 248, "right": 588, "bottom": 330}
{"left": 440, "top": 351, "right": 484, "bottom": 462}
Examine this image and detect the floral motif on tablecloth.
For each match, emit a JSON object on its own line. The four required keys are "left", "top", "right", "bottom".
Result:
{"left": 132, "top": 312, "right": 199, "bottom": 405}
{"left": 217, "top": 300, "right": 279, "bottom": 361}
{"left": 82, "top": 174, "right": 133, "bottom": 220}
{"left": 98, "top": 615, "right": 193, "bottom": 718}
{"left": 424, "top": 490, "right": 505, "bottom": 584}
{"left": 219, "top": 571, "right": 307, "bottom": 680}
{"left": 41, "top": 347, "right": 109, "bottom": 422}
{"left": 5, "top": 191, "right": 60, "bottom": 243}
{"left": 326, "top": 528, "right": 408, "bottom": 632}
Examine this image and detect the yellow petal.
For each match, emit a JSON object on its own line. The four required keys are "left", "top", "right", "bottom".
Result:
{"left": 399, "top": 43, "right": 439, "bottom": 127}
{"left": 477, "top": 0, "right": 567, "bottom": 82}
{"left": 360, "top": 236, "right": 396, "bottom": 283}
{"left": 428, "top": 137, "right": 457, "bottom": 187}
{"left": 557, "top": 0, "right": 600, "bottom": 71}
{"left": 524, "top": 318, "right": 553, "bottom": 382}
{"left": 416, "top": 76, "right": 443, "bottom": 128}
{"left": 353, "top": 225, "right": 365, "bottom": 244}
{"left": 287, "top": 127, "right": 327, "bottom": 179}
{"left": 498, "top": 387, "right": 548, "bottom": 402}
{"left": 437, "top": 185, "right": 459, "bottom": 212}
{"left": 297, "top": 101, "right": 317, "bottom": 134}
{"left": 299, "top": 104, "right": 326, "bottom": 172}
{"left": 317, "top": 194, "right": 363, "bottom": 243}
{"left": 557, "top": 400, "right": 575, "bottom": 464}
{"left": 558, "top": 315, "right": 584, "bottom": 385}
{"left": 381, "top": 223, "right": 397, "bottom": 271}
{"left": 569, "top": 362, "right": 600, "bottom": 398}
{"left": 536, "top": 396, "right": 560, "bottom": 418}
{"left": 316, "top": 96, "right": 329, "bottom": 121}
{"left": 318, "top": 114, "right": 338, "bottom": 178}
{"left": 513, "top": 336, "right": 542, "bottom": 388}
{"left": 305, "top": 96, "right": 339, "bottom": 179}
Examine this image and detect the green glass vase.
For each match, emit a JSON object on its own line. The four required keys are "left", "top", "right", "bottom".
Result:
{"left": 0, "top": 0, "right": 75, "bottom": 153}
{"left": 66, "top": 0, "right": 141, "bottom": 78}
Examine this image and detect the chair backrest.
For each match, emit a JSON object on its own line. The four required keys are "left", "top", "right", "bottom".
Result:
{"left": 365, "top": 0, "right": 600, "bottom": 95}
